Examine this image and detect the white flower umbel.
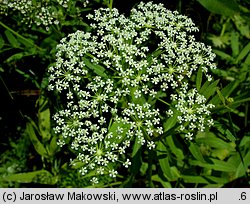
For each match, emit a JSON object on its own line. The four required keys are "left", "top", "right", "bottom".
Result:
{"left": 0, "top": 0, "right": 89, "bottom": 29}
{"left": 48, "top": 1, "right": 217, "bottom": 184}
{"left": 170, "top": 84, "right": 215, "bottom": 140}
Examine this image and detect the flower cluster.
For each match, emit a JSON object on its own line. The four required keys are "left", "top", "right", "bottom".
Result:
{"left": 168, "top": 83, "right": 215, "bottom": 140}
{"left": 0, "top": 0, "right": 89, "bottom": 30}
{"left": 48, "top": 2, "right": 217, "bottom": 184}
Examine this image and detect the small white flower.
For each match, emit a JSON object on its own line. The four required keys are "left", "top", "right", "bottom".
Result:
{"left": 123, "top": 159, "right": 132, "bottom": 168}
{"left": 185, "top": 132, "right": 193, "bottom": 141}
{"left": 109, "top": 169, "right": 118, "bottom": 178}
{"left": 147, "top": 141, "right": 156, "bottom": 150}
{"left": 90, "top": 177, "right": 99, "bottom": 185}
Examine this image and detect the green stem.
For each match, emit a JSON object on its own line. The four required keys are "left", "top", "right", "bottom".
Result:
{"left": 228, "top": 112, "right": 248, "bottom": 178}
{"left": 51, "top": 24, "right": 63, "bottom": 38}
{"left": 0, "top": 21, "right": 44, "bottom": 51}
{"left": 0, "top": 47, "right": 17, "bottom": 53}
{"left": 100, "top": 181, "right": 122, "bottom": 188}
{"left": 153, "top": 124, "right": 179, "bottom": 142}
{"left": 0, "top": 75, "right": 14, "bottom": 100}
{"left": 211, "top": 97, "right": 250, "bottom": 112}
{"left": 244, "top": 103, "right": 248, "bottom": 128}
{"left": 147, "top": 150, "right": 154, "bottom": 187}
{"left": 157, "top": 98, "right": 171, "bottom": 106}
{"left": 178, "top": 0, "right": 182, "bottom": 13}
{"left": 109, "top": 0, "right": 113, "bottom": 9}
{"left": 220, "top": 19, "right": 230, "bottom": 37}
{"left": 0, "top": 76, "right": 24, "bottom": 118}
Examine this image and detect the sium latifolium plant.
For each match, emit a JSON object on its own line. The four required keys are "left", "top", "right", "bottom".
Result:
{"left": 48, "top": 1, "right": 218, "bottom": 185}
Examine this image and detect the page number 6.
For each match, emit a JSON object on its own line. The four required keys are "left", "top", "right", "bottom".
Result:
{"left": 240, "top": 192, "right": 246, "bottom": 200}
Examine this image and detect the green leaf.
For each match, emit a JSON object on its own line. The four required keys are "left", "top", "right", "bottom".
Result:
{"left": 170, "top": 166, "right": 181, "bottom": 180}
{"left": 4, "top": 30, "right": 20, "bottom": 48}
{"left": 199, "top": 81, "right": 211, "bottom": 94}
{"left": 130, "top": 137, "right": 142, "bottom": 179}
{"left": 6, "top": 49, "right": 36, "bottom": 63}
{"left": 211, "top": 158, "right": 236, "bottom": 172}
{"left": 204, "top": 184, "right": 224, "bottom": 188}
{"left": 216, "top": 88, "right": 226, "bottom": 106}
{"left": 182, "top": 175, "right": 209, "bottom": 184}
{"left": 196, "top": 66, "right": 203, "bottom": 91}
{"left": 6, "top": 53, "right": 24, "bottom": 63}
{"left": 38, "top": 96, "right": 51, "bottom": 142}
{"left": 213, "top": 49, "right": 234, "bottom": 61}
{"left": 3, "top": 170, "right": 56, "bottom": 184}
{"left": 0, "top": 35, "right": 4, "bottom": 49}
{"left": 157, "top": 141, "right": 173, "bottom": 181}
{"left": 82, "top": 171, "right": 99, "bottom": 180}
{"left": 189, "top": 159, "right": 236, "bottom": 172}
{"left": 208, "top": 33, "right": 230, "bottom": 48}
{"left": 233, "top": 14, "right": 250, "bottom": 39}
{"left": 166, "top": 136, "right": 184, "bottom": 161}
{"left": 211, "top": 149, "right": 230, "bottom": 160}
{"left": 63, "top": 20, "right": 89, "bottom": 27}
{"left": 151, "top": 175, "right": 172, "bottom": 187}
{"left": 147, "top": 49, "right": 162, "bottom": 65}
{"left": 107, "top": 121, "right": 131, "bottom": 145}
{"left": 26, "top": 121, "right": 48, "bottom": 158}
{"left": 239, "top": 135, "right": 250, "bottom": 147}
{"left": 240, "top": 53, "right": 250, "bottom": 82}
{"left": 221, "top": 80, "right": 240, "bottom": 98}
{"left": 231, "top": 31, "right": 239, "bottom": 57}
{"left": 225, "top": 129, "right": 236, "bottom": 142}
{"left": 202, "top": 79, "right": 219, "bottom": 100}
{"left": 204, "top": 175, "right": 229, "bottom": 184}
{"left": 227, "top": 154, "right": 241, "bottom": 168}
{"left": 197, "top": 135, "right": 235, "bottom": 151}
{"left": 49, "top": 136, "right": 59, "bottom": 156}
{"left": 163, "top": 109, "right": 178, "bottom": 132}
{"left": 83, "top": 57, "right": 108, "bottom": 78}
{"left": 235, "top": 151, "right": 250, "bottom": 178}
{"left": 40, "top": 35, "right": 58, "bottom": 49}
{"left": 132, "top": 136, "right": 142, "bottom": 158}
{"left": 189, "top": 143, "right": 205, "bottom": 162}
{"left": 210, "top": 80, "right": 239, "bottom": 105}
{"left": 131, "top": 87, "right": 147, "bottom": 105}
{"left": 236, "top": 42, "right": 250, "bottom": 63}
{"left": 71, "top": 160, "right": 84, "bottom": 169}
{"left": 140, "top": 162, "right": 148, "bottom": 176}
{"left": 18, "top": 36, "right": 34, "bottom": 48}
{"left": 197, "top": 0, "right": 240, "bottom": 16}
